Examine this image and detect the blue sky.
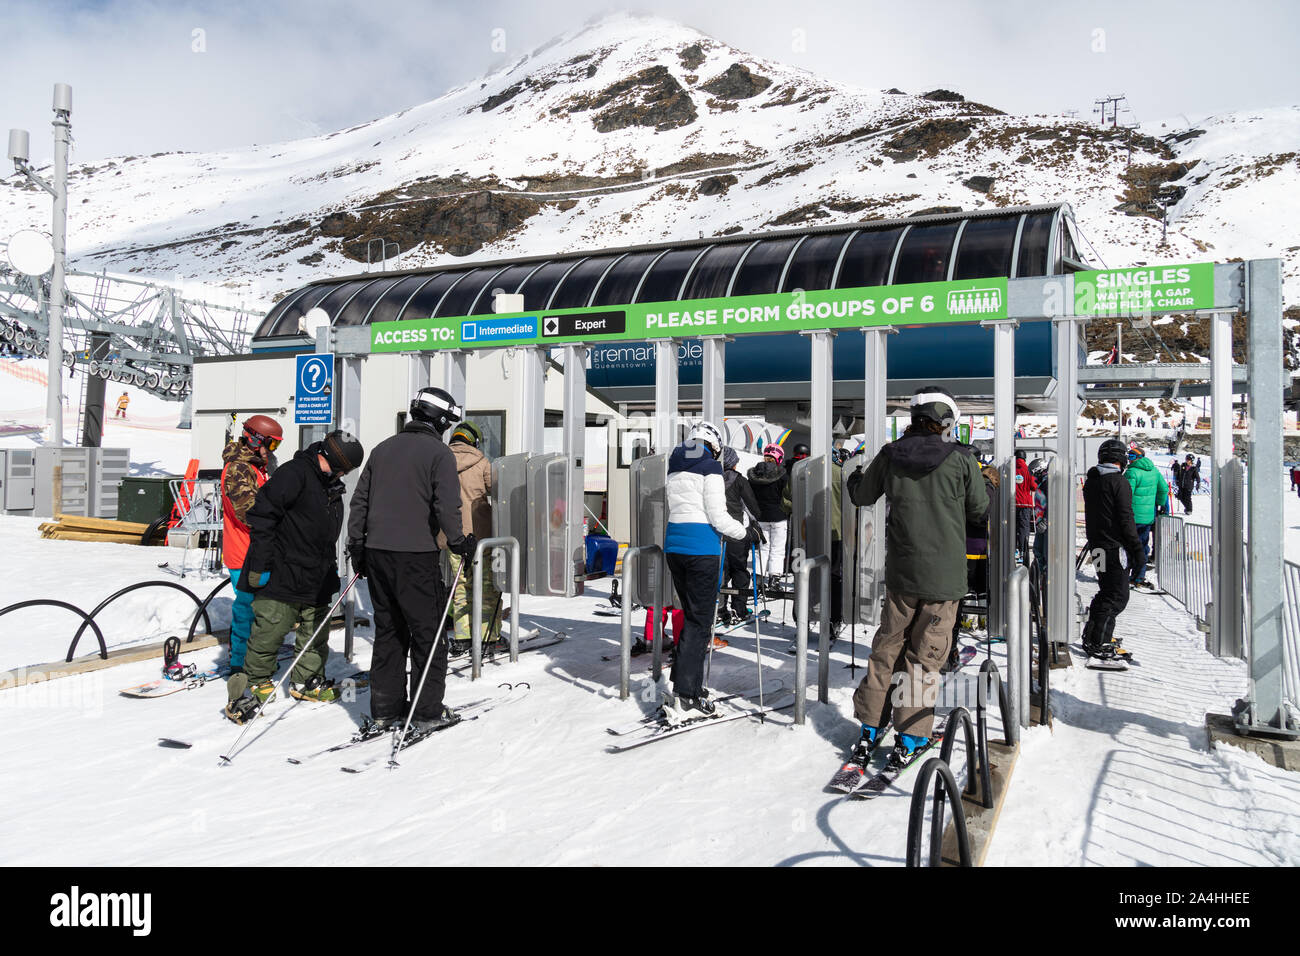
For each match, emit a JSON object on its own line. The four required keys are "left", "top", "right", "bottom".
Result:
{"left": 2, "top": 0, "right": 1297, "bottom": 164}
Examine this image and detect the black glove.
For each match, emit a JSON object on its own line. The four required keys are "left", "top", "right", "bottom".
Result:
{"left": 451, "top": 533, "right": 478, "bottom": 559}
{"left": 746, "top": 523, "right": 766, "bottom": 546}
{"left": 846, "top": 466, "right": 864, "bottom": 501}
{"left": 347, "top": 541, "right": 367, "bottom": 578}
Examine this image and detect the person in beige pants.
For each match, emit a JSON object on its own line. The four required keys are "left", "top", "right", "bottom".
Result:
{"left": 845, "top": 387, "right": 988, "bottom": 763}
{"left": 440, "top": 421, "right": 500, "bottom": 654}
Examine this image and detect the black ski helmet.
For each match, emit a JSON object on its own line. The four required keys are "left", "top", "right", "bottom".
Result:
{"left": 910, "top": 386, "right": 960, "bottom": 426}
{"left": 321, "top": 430, "right": 364, "bottom": 475}
{"left": 410, "top": 386, "right": 463, "bottom": 433}
{"left": 1098, "top": 438, "right": 1128, "bottom": 465}
{"left": 792, "top": 442, "right": 810, "bottom": 460}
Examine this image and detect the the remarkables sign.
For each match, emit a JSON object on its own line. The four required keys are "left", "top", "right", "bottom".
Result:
{"left": 370, "top": 277, "right": 1009, "bottom": 353}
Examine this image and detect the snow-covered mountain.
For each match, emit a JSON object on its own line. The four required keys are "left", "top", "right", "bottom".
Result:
{"left": 1, "top": 12, "right": 1296, "bottom": 314}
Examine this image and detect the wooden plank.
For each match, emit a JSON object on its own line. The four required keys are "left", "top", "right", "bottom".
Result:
{"left": 937, "top": 739, "right": 1020, "bottom": 867}
{"left": 47, "top": 531, "right": 143, "bottom": 543}
{"left": 0, "top": 632, "right": 228, "bottom": 689}
{"left": 53, "top": 513, "right": 153, "bottom": 535}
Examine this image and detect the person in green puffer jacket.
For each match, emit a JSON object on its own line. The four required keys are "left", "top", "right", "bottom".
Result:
{"left": 1124, "top": 445, "right": 1169, "bottom": 589}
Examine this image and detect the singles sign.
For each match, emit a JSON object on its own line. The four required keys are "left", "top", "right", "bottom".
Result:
{"left": 1073, "top": 263, "right": 1215, "bottom": 317}
{"left": 370, "top": 277, "right": 1009, "bottom": 353}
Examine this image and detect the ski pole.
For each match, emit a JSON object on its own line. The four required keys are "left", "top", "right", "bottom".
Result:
{"left": 219, "top": 571, "right": 361, "bottom": 765}
{"left": 389, "top": 557, "right": 466, "bottom": 768}
{"left": 751, "top": 543, "right": 764, "bottom": 717}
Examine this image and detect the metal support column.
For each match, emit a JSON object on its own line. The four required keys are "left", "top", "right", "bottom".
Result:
{"left": 562, "top": 344, "right": 588, "bottom": 598}
{"left": 406, "top": 353, "right": 431, "bottom": 399}
{"left": 807, "top": 330, "right": 835, "bottom": 624}
{"left": 1049, "top": 316, "right": 1081, "bottom": 650}
{"left": 337, "top": 353, "right": 363, "bottom": 661}
{"left": 653, "top": 340, "right": 678, "bottom": 452}
{"left": 1208, "top": 309, "right": 1237, "bottom": 657}
{"left": 441, "top": 351, "right": 467, "bottom": 405}
{"left": 506, "top": 347, "right": 546, "bottom": 455}
{"left": 700, "top": 336, "right": 728, "bottom": 426}
{"left": 984, "top": 319, "right": 1018, "bottom": 642}
{"left": 858, "top": 328, "right": 893, "bottom": 627}
{"left": 1242, "top": 261, "right": 1294, "bottom": 734}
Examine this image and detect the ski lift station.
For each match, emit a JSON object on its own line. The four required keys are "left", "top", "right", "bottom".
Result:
{"left": 189, "top": 200, "right": 1296, "bottom": 763}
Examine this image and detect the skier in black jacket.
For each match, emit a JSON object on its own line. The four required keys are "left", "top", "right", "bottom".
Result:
{"left": 747, "top": 444, "right": 790, "bottom": 593}
{"left": 347, "top": 387, "right": 474, "bottom": 733}
{"left": 720, "top": 446, "right": 762, "bottom": 624}
{"left": 1081, "top": 439, "right": 1144, "bottom": 662}
{"left": 231, "top": 430, "right": 364, "bottom": 721}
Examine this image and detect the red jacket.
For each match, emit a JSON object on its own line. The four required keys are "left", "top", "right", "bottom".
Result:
{"left": 1014, "top": 458, "right": 1038, "bottom": 508}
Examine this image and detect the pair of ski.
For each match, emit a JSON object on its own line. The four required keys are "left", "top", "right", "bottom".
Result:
{"left": 605, "top": 680, "right": 793, "bottom": 752}
{"left": 157, "top": 671, "right": 371, "bottom": 749}
{"left": 829, "top": 721, "right": 946, "bottom": 799}
{"left": 287, "top": 681, "right": 531, "bottom": 772}
{"left": 447, "top": 629, "right": 568, "bottom": 673}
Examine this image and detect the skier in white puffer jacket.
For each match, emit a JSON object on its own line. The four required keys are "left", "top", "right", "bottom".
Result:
{"left": 662, "top": 421, "right": 755, "bottom": 724}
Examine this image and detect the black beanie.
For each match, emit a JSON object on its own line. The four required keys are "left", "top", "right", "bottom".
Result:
{"left": 322, "top": 430, "right": 364, "bottom": 474}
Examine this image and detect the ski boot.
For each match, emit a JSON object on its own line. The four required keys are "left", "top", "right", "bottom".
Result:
{"left": 662, "top": 691, "right": 717, "bottom": 726}
{"left": 407, "top": 705, "right": 460, "bottom": 736}
{"left": 629, "top": 638, "right": 652, "bottom": 657}
{"left": 447, "top": 636, "right": 472, "bottom": 657}
{"left": 360, "top": 714, "right": 401, "bottom": 735}
{"left": 717, "top": 607, "right": 735, "bottom": 628}
{"left": 850, "top": 724, "right": 882, "bottom": 765}
{"left": 290, "top": 675, "right": 340, "bottom": 702}
{"left": 161, "top": 636, "right": 196, "bottom": 681}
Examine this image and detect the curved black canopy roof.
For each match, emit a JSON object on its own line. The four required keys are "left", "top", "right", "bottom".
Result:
{"left": 254, "top": 203, "right": 1087, "bottom": 342}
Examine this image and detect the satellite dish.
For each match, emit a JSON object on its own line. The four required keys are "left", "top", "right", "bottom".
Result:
{"left": 7, "top": 230, "right": 54, "bottom": 276}
{"left": 302, "top": 307, "right": 331, "bottom": 338}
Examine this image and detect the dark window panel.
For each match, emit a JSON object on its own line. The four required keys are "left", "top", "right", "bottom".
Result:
{"left": 466, "top": 263, "right": 542, "bottom": 316}
{"left": 1016, "top": 213, "right": 1054, "bottom": 277}
{"left": 892, "top": 223, "right": 960, "bottom": 284}
{"left": 365, "top": 275, "right": 438, "bottom": 325}
{"left": 268, "top": 285, "right": 342, "bottom": 336}
{"left": 730, "top": 238, "right": 800, "bottom": 296}
{"left": 334, "top": 276, "right": 407, "bottom": 327}
{"left": 517, "top": 260, "right": 578, "bottom": 311}
{"left": 835, "top": 228, "right": 904, "bottom": 290}
{"left": 680, "top": 243, "right": 750, "bottom": 299}
{"left": 256, "top": 285, "right": 315, "bottom": 338}
{"left": 548, "top": 255, "right": 620, "bottom": 310}
{"left": 634, "top": 249, "right": 704, "bottom": 303}
{"left": 780, "top": 233, "right": 854, "bottom": 293}
{"left": 396, "top": 271, "right": 469, "bottom": 322}
{"left": 951, "top": 216, "right": 1019, "bottom": 281}
{"left": 435, "top": 267, "right": 511, "bottom": 319}
{"left": 591, "top": 252, "right": 661, "bottom": 306}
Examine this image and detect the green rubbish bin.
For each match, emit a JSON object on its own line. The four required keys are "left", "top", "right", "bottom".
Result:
{"left": 117, "top": 476, "right": 180, "bottom": 526}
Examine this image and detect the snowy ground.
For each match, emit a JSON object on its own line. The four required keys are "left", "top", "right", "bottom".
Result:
{"left": 986, "top": 565, "right": 1300, "bottom": 867}
{"left": 2, "top": 545, "right": 1297, "bottom": 866}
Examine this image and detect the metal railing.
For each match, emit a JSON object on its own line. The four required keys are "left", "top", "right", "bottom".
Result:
{"left": 1281, "top": 560, "right": 1300, "bottom": 725}
{"left": 618, "top": 545, "right": 664, "bottom": 700}
{"left": 793, "top": 552, "right": 831, "bottom": 725}
{"left": 470, "top": 536, "right": 522, "bottom": 681}
{"left": 1004, "top": 565, "right": 1031, "bottom": 741}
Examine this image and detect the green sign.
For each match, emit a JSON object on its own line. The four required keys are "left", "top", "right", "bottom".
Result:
{"left": 1073, "top": 262, "right": 1214, "bottom": 317}
{"left": 370, "top": 277, "right": 1009, "bottom": 353}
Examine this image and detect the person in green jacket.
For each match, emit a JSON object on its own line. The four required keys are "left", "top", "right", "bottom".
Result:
{"left": 845, "top": 387, "right": 988, "bottom": 766}
{"left": 1124, "top": 445, "right": 1169, "bottom": 589}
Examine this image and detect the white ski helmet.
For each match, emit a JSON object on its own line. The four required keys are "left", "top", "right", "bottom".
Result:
{"left": 909, "top": 386, "right": 960, "bottom": 426}
{"left": 687, "top": 420, "right": 724, "bottom": 459}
